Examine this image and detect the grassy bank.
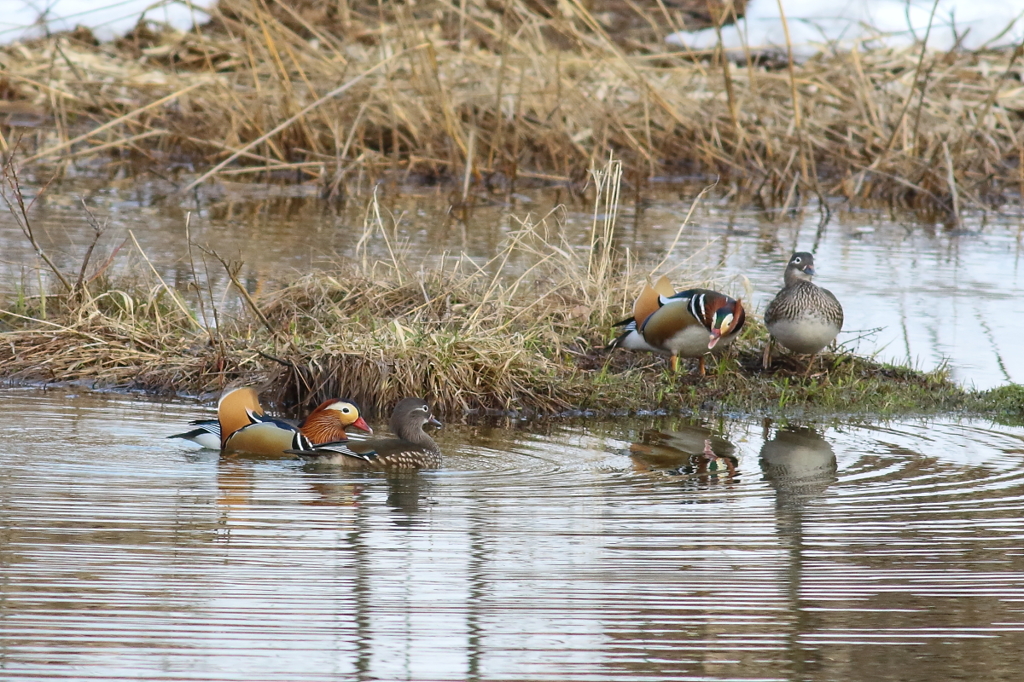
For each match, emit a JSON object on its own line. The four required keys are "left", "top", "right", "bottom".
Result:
{"left": 2, "top": 161, "right": 1016, "bottom": 422}
{"left": 1, "top": 0, "right": 1022, "bottom": 213}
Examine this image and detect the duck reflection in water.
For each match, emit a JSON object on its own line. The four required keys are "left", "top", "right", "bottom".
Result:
{"left": 629, "top": 423, "right": 739, "bottom": 483}
{"left": 300, "top": 464, "right": 433, "bottom": 525}
{"left": 214, "top": 456, "right": 431, "bottom": 525}
{"left": 760, "top": 425, "right": 838, "bottom": 506}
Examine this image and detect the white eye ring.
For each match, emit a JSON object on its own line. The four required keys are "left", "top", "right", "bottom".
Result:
{"left": 793, "top": 257, "right": 802, "bottom": 264}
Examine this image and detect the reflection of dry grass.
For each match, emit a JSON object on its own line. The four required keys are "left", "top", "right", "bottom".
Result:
{"left": 0, "top": 0, "right": 1020, "bottom": 211}
{"left": 0, "top": 157, "right": 976, "bottom": 419}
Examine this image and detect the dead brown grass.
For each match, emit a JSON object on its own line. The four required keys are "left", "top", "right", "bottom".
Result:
{"left": 0, "top": 0, "right": 1020, "bottom": 214}
{"left": 0, "top": 157, "right": 645, "bottom": 415}
{"left": 0, "top": 154, "right": 977, "bottom": 420}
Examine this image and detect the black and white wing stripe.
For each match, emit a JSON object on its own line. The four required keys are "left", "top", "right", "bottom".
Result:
{"left": 286, "top": 439, "right": 379, "bottom": 462}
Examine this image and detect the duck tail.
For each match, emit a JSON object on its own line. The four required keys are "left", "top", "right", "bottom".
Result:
{"left": 607, "top": 319, "right": 638, "bottom": 350}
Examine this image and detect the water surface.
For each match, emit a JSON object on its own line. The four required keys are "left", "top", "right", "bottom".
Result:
{"left": 2, "top": 175, "right": 1021, "bottom": 387}
{"left": 1, "top": 390, "right": 1022, "bottom": 680}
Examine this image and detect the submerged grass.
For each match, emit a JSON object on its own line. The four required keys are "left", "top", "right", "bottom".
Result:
{"left": 0, "top": 0, "right": 1022, "bottom": 212}
{"left": 0, "top": 157, "right": 1004, "bottom": 421}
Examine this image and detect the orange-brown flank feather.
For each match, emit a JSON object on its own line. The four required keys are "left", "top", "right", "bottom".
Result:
{"left": 630, "top": 274, "right": 676, "bottom": 330}
{"left": 217, "top": 387, "right": 264, "bottom": 448}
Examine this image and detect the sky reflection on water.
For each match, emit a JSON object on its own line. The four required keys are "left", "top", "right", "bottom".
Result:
{"left": 0, "top": 391, "right": 1023, "bottom": 680}
{"left": 1, "top": 176, "right": 1021, "bottom": 387}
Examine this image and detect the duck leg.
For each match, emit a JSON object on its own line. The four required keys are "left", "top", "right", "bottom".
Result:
{"left": 762, "top": 336, "right": 774, "bottom": 369}
{"left": 670, "top": 355, "right": 680, "bottom": 373}
{"left": 803, "top": 353, "right": 818, "bottom": 377}
{"left": 698, "top": 356, "right": 707, "bottom": 377}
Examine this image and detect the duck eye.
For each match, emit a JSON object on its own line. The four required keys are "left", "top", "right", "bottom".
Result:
{"left": 793, "top": 257, "right": 801, "bottom": 264}
{"left": 341, "top": 407, "right": 351, "bottom": 414}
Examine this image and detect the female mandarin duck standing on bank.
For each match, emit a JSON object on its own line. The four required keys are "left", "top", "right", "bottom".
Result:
{"left": 291, "top": 397, "right": 443, "bottom": 469}
{"left": 609, "top": 276, "right": 746, "bottom": 376}
{"left": 763, "top": 252, "right": 844, "bottom": 372}
{"left": 170, "top": 387, "right": 372, "bottom": 456}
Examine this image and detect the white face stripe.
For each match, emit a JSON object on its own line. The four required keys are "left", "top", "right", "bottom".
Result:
{"left": 325, "top": 402, "right": 355, "bottom": 414}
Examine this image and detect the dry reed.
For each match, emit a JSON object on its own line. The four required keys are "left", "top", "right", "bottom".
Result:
{"left": 0, "top": 0, "right": 1020, "bottom": 214}
{"left": 0, "top": 154, "right": 639, "bottom": 415}
{"left": 0, "top": 155, "right": 973, "bottom": 419}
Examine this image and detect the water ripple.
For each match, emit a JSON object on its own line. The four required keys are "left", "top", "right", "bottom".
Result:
{"left": 1, "top": 392, "right": 1024, "bottom": 680}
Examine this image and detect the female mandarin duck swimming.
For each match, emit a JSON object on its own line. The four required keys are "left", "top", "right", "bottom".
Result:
{"left": 609, "top": 275, "right": 746, "bottom": 375}
{"left": 290, "top": 397, "right": 443, "bottom": 469}
{"left": 763, "top": 252, "right": 844, "bottom": 372}
{"left": 170, "top": 387, "right": 372, "bottom": 455}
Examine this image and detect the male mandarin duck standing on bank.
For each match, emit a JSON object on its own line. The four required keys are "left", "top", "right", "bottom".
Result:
{"left": 763, "top": 252, "right": 844, "bottom": 372}
{"left": 170, "top": 387, "right": 372, "bottom": 456}
{"left": 609, "top": 276, "right": 746, "bottom": 376}
{"left": 290, "top": 397, "right": 443, "bottom": 469}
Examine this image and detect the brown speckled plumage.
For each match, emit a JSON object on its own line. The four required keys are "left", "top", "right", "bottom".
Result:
{"left": 765, "top": 280, "right": 843, "bottom": 329}
{"left": 764, "top": 252, "right": 844, "bottom": 361}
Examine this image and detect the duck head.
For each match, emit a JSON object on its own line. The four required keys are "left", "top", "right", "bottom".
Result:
{"left": 301, "top": 399, "right": 372, "bottom": 444}
{"left": 390, "top": 397, "right": 443, "bottom": 438}
{"left": 702, "top": 296, "right": 746, "bottom": 349}
{"left": 783, "top": 252, "right": 816, "bottom": 286}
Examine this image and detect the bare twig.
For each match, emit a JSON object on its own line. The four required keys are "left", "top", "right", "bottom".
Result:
{"left": 942, "top": 139, "right": 962, "bottom": 228}
{"left": 77, "top": 198, "right": 106, "bottom": 292}
{"left": 652, "top": 178, "right": 718, "bottom": 274}
{"left": 0, "top": 158, "right": 73, "bottom": 292}
{"left": 127, "top": 230, "right": 201, "bottom": 329}
{"left": 198, "top": 245, "right": 279, "bottom": 339}
{"left": 184, "top": 212, "right": 219, "bottom": 348}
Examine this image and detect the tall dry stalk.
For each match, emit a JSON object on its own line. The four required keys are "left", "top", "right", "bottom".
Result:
{"left": 586, "top": 155, "right": 623, "bottom": 312}
{"left": 1, "top": 0, "right": 1022, "bottom": 209}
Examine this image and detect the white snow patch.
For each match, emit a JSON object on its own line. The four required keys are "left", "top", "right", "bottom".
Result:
{"left": 667, "top": 0, "right": 1024, "bottom": 58}
{"left": 1, "top": 1, "right": 217, "bottom": 45}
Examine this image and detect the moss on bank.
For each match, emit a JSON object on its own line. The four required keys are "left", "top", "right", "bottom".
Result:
{"left": 971, "top": 384, "right": 1024, "bottom": 426}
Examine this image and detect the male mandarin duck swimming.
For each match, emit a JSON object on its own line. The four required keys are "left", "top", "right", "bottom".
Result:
{"left": 609, "top": 275, "right": 746, "bottom": 375}
{"left": 290, "top": 397, "right": 443, "bottom": 469}
{"left": 170, "top": 387, "right": 372, "bottom": 455}
{"left": 763, "top": 252, "right": 844, "bottom": 372}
